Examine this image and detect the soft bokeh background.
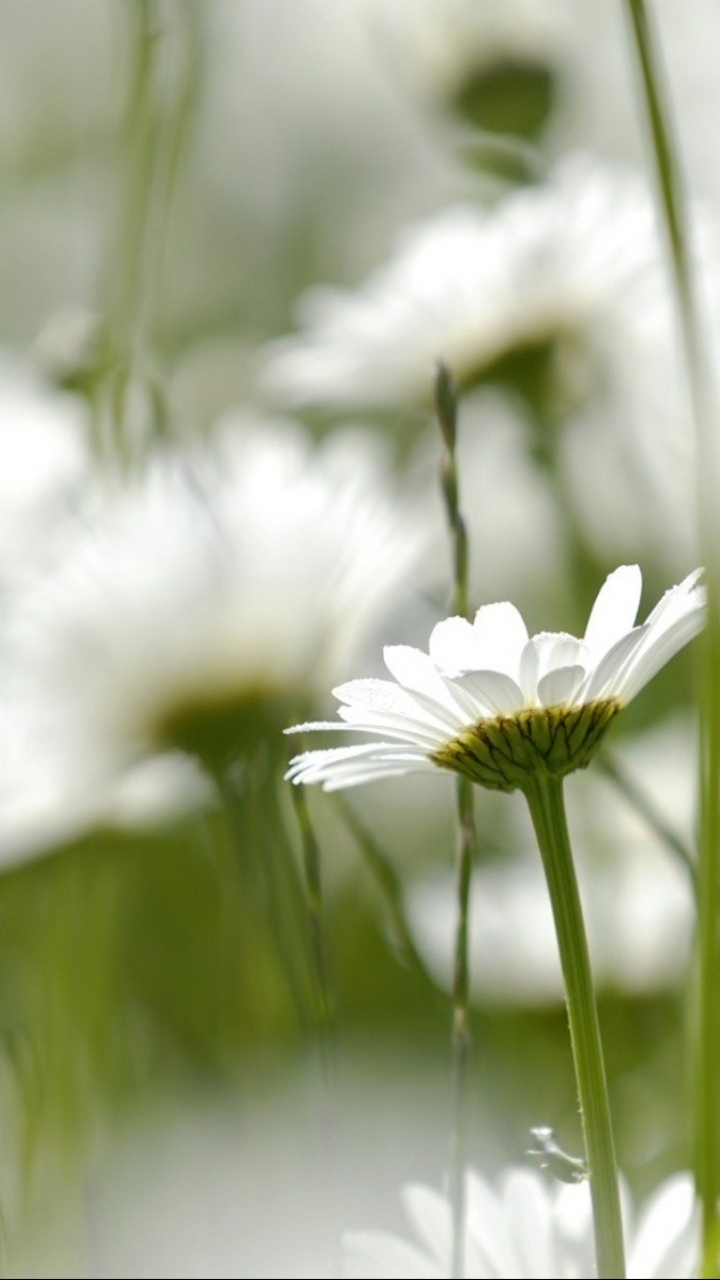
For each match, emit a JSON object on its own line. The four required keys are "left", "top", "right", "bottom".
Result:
{"left": 0, "top": 1, "right": 712, "bottom": 1274}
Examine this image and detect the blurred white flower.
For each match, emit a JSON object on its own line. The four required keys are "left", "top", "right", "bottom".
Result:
{"left": 367, "top": 0, "right": 572, "bottom": 120}
{"left": 405, "top": 711, "right": 696, "bottom": 1005}
{"left": 0, "top": 414, "right": 422, "bottom": 857}
{"left": 0, "top": 353, "right": 89, "bottom": 581}
{"left": 261, "top": 157, "right": 668, "bottom": 413}
{"left": 344, "top": 1164, "right": 698, "bottom": 1279}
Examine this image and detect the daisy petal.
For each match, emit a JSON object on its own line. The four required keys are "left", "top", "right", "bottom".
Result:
{"left": 580, "top": 625, "right": 649, "bottom": 702}
{"left": 333, "top": 679, "right": 452, "bottom": 741}
{"left": 583, "top": 564, "right": 643, "bottom": 659}
{"left": 643, "top": 567, "right": 703, "bottom": 628}
{"left": 428, "top": 616, "right": 482, "bottom": 673}
{"left": 628, "top": 1173, "right": 697, "bottom": 1280}
{"left": 537, "top": 663, "right": 586, "bottom": 708}
{"left": 343, "top": 1229, "right": 442, "bottom": 1280}
{"left": 472, "top": 602, "right": 529, "bottom": 682}
{"left": 519, "top": 633, "right": 587, "bottom": 704}
{"left": 285, "top": 742, "right": 435, "bottom": 789}
{"left": 383, "top": 645, "right": 461, "bottom": 710}
{"left": 452, "top": 670, "right": 525, "bottom": 717}
{"left": 615, "top": 605, "right": 705, "bottom": 704}
{"left": 403, "top": 1184, "right": 453, "bottom": 1268}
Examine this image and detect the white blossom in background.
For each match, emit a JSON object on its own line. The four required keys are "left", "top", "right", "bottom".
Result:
{"left": 0, "top": 353, "right": 89, "bottom": 582}
{"left": 0, "top": 414, "right": 422, "bottom": 861}
{"left": 344, "top": 1164, "right": 698, "bottom": 1279}
{"left": 263, "top": 153, "right": 719, "bottom": 570}
{"left": 405, "top": 712, "right": 696, "bottom": 1005}
{"left": 365, "top": 0, "right": 573, "bottom": 109}
{"left": 261, "top": 156, "right": 669, "bottom": 412}
{"left": 366, "top": 0, "right": 720, "bottom": 210}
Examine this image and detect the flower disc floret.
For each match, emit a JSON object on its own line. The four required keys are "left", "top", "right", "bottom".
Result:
{"left": 286, "top": 565, "right": 704, "bottom": 793}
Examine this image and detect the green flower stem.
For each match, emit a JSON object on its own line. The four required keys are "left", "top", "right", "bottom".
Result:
{"left": 523, "top": 773, "right": 626, "bottom": 1280}
{"left": 291, "top": 783, "right": 335, "bottom": 1076}
{"left": 291, "top": 781, "right": 340, "bottom": 1280}
{"left": 436, "top": 363, "right": 475, "bottom": 1277}
{"left": 436, "top": 362, "right": 469, "bottom": 621}
{"left": 95, "top": 0, "right": 201, "bottom": 465}
{"left": 622, "top": 5, "right": 720, "bottom": 1271}
{"left": 215, "top": 763, "right": 310, "bottom": 1028}
{"left": 449, "top": 774, "right": 476, "bottom": 1280}
{"left": 333, "top": 795, "right": 434, "bottom": 986}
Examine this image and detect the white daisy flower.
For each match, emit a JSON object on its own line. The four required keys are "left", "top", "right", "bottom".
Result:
{"left": 343, "top": 1164, "right": 698, "bottom": 1279}
{"left": 0, "top": 415, "right": 421, "bottom": 857}
{"left": 286, "top": 565, "right": 704, "bottom": 794}
{"left": 261, "top": 157, "right": 668, "bottom": 414}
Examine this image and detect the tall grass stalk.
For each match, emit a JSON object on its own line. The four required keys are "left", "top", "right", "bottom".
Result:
{"left": 622, "top": 4, "right": 720, "bottom": 1272}
{"left": 95, "top": 0, "right": 201, "bottom": 466}
{"left": 436, "top": 363, "right": 477, "bottom": 1279}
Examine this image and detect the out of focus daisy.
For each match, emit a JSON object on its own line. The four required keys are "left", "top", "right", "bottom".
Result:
{"left": 343, "top": 1164, "right": 698, "bottom": 1279}
{"left": 261, "top": 157, "right": 669, "bottom": 418}
{"left": 0, "top": 415, "right": 421, "bottom": 857}
{"left": 369, "top": 0, "right": 573, "bottom": 143}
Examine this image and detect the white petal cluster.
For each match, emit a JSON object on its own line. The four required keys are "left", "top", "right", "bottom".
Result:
{"left": 0, "top": 415, "right": 421, "bottom": 858}
{"left": 287, "top": 566, "right": 704, "bottom": 792}
{"left": 343, "top": 1165, "right": 698, "bottom": 1279}
{"left": 261, "top": 157, "right": 666, "bottom": 411}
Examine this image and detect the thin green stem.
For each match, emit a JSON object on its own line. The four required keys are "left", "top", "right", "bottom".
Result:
{"left": 333, "top": 796, "right": 435, "bottom": 986}
{"left": 436, "top": 362, "right": 469, "bottom": 620}
{"left": 449, "top": 775, "right": 476, "bottom": 1280}
{"left": 291, "top": 785, "right": 334, "bottom": 1042}
{"left": 622, "top": 6, "right": 720, "bottom": 1272}
{"left": 524, "top": 773, "right": 625, "bottom": 1280}
{"left": 436, "top": 363, "right": 476, "bottom": 1277}
{"left": 94, "top": 0, "right": 201, "bottom": 466}
{"left": 215, "top": 763, "right": 310, "bottom": 1030}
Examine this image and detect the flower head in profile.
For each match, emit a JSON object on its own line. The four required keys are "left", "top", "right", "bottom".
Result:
{"left": 343, "top": 1164, "right": 698, "bottom": 1279}
{"left": 261, "top": 158, "right": 668, "bottom": 418}
{"left": 287, "top": 565, "right": 704, "bottom": 794}
{"left": 0, "top": 415, "right": 422, "bottom": 861}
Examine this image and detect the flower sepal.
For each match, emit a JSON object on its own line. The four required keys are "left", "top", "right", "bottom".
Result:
{"left": 432, "top": 698, "right": 621, "bottom": 792}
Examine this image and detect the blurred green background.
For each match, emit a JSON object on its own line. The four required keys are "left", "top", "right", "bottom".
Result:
{"left": 0, "top": 1, "right": 703, "bottom": 1275}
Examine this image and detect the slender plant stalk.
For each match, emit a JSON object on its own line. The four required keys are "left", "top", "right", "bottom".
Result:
{"left": 524, "top": 773, "right": 626, "bottom": 1280}
{"left": 436, "top": 362, "right": 477, "bottom": 1278}
{"left": 622, "top": 6, "right": 720, "bottom": 1272}
{"left": 448, "top": 773, "right": 476, "bottom": 1280}
{"left": 95, "top": 0, "right": 201, "bottom": 466}
{"left": 333, "top": 795, "right": 435, "bottom": 985}
{"left": 291, "top": 785, "right": 335, "bottom": 1049}
{"left": 216, "top": 762, "right": 311, "bottom": 1028}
